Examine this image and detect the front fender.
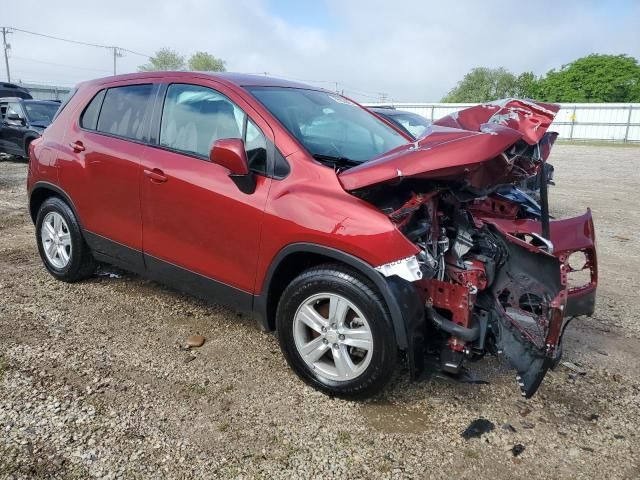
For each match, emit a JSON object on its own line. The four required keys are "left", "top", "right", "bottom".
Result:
{"left": 255, "top": 243, "right": 426, "bottom": 378}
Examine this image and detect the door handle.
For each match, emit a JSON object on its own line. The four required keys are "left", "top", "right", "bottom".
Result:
{"left": 69, "top": 140, "right": 85, "bottom": 152}
{"left": 144, "top": 168, "right": 168, "bottom": 183}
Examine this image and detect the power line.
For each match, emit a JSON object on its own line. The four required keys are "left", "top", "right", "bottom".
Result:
{"left": 8, "top": 26, "right": 112, "bottom": 50}
{"left": 2, "top": 26, "right": 152, "bottom": 77}
{"left": 1, "top": 27, "right": 392, "bottom": 99}
{"left": 255, "top": 72, "right": 389, "bottom": 99}
{"left": 11, "top": 55, "right": 112, "bottom": 73}
{"left": 6, "top": 26, "right": 151, "bottom": 57}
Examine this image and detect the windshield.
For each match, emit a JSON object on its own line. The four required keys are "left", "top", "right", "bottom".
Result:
{"left": 23, "top": 102, "right": 60, "bottom": 124}
{"left": 247, "top": 87, "right": 408, "bottom": 165}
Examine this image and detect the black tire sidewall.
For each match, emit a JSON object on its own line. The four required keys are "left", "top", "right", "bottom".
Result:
{"left": 277, "top": 266, "right": 397, "bottom": 398}
{"left": 35, "top": 197, "right": 89, "bottom": 281}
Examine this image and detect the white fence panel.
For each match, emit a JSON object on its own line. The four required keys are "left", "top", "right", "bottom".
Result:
{"left": 12, "top": 84, "right": 640, "bottom": 142}
{"left": 17, "top": 83, "right": 73, "bottom": 101}
{"left": 365, "top": 102, "right": 640, "bottom": 142}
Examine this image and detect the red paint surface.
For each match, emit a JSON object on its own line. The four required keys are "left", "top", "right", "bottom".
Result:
{"left": 27, "top": 72, "right": 418, "bottom": 294}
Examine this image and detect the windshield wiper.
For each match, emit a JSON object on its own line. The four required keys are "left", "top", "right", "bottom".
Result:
{"left": 312, "top": 153, "right": 359, "bottom": 168}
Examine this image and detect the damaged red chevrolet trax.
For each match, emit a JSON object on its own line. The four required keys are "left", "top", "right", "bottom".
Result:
{"left": 27, "top": 73, "right": 597, "bottom": 398}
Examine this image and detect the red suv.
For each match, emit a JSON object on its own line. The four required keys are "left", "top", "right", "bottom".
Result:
{"left": 27, "top": 72, "right": 597, "bottom": 398}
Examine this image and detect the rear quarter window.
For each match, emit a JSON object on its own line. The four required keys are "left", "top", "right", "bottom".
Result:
{"left": 79, "top": 90, "right": 105, "bottom": 130}
{"left": 97, "top": 84, "right": 153, "bottom": 141}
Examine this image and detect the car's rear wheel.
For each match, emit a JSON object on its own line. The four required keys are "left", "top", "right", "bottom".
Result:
{"left": 276, "top": 264, "right": 397, "bottom": 399}
{"left": 36, "top": 197, "right": 96, "bottom": 282}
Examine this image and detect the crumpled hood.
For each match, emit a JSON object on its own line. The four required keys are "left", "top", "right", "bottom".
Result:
{"left": 338, "top": 99, "right": 560, "bottom": 192}
{"left": 433, "top": 98, "right": 560, "bottom": 145}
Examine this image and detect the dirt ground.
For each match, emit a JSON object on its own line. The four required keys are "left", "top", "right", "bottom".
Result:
{"left": 0, "top": 145, "right": 639, "bottom": 479}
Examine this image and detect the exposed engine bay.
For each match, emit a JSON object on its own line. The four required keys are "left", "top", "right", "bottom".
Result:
{"left": 361, "top": 180, "right": 565, "bottom": 396}
{"left": 345, "top": 100, "right": 598, "bottom": 397}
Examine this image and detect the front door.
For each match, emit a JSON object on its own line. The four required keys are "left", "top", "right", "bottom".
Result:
{"left": 141, "top": 82, "right": 272, "bottom": 301}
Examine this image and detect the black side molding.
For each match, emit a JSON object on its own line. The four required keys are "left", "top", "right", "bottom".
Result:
{"left": 145, "top": 254, "right": 253, "bottom": 313}
{"left": 84, "top": 230, "right": 146, "bottom": 275}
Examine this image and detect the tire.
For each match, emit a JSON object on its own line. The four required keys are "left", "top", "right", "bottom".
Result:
{"left": 35, "top": 196, "right": 96, "bottom": 282}
{"left": 276, "top": 264, "right": 397, "bottom": 399}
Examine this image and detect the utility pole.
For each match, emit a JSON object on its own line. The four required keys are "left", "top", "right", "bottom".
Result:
{"left": 2, "top": 27, "right": 11, "bottom": 82}
{"left": 112, "top": 47, "right": 123, "bottom": 75}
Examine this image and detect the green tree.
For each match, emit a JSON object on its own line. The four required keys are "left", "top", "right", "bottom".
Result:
{"left": 514, "top": 72, "right": 539, "bottom": 98}
{"left": 188, "top": 52, "right": 226, "bottom": 72}
{"left": 535, "top": 54, "right": 640, "bottom": 102}
{"left": 442, "top": 67, "right": 537, "bottom": 102}
{"left": 138, "top": 48, "right": 185, "bottom": 72}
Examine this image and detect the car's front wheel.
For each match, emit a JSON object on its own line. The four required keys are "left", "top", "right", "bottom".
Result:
{"left": 276, "top": 264, "right": 397, "bottom": 399}
{"left": 35, "top": 197, "right": 96, "bottom": 282}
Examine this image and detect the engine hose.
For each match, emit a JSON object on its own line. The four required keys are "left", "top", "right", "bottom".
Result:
{"left": 426, "top": 306, "right": 480, "bottom": 342}
{"left": 538, "top": 164, "right": 551, "bottom": 240}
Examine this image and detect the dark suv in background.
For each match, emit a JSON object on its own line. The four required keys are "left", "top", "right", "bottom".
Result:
{"left": 0, "top": 82, "right": 32, "bottom": 99}
{"left": 0, "top": 97, "right": 61, "bottom": 158}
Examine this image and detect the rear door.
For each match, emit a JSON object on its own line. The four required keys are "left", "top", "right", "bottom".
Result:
{"left": 62, "top": 83, "right": 157, "bottom": 271}
{"left": 140, "top": 80, "right": 273, "bottom": 298}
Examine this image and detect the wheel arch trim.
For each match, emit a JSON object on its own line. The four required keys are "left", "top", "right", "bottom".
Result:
{"left": 255, "top": 242, "right": 424, "bottom": 350}
{"left": 29, "top": 182, "right": 81, "bottom": 227}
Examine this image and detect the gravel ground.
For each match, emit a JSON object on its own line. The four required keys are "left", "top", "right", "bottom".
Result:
{"left": 1, "top": 145, "right": 639, "bottom": 479}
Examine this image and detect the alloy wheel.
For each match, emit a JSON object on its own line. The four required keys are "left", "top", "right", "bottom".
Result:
{"left": 40, "top": 211, "right": 72, "bottom": 269}
{"left": 293, "top": 293, "right": 374, "bottom": 381}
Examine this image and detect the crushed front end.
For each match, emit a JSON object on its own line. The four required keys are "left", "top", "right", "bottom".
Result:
{"left": 343, "top": 99, "right": 598, "bottom": 397}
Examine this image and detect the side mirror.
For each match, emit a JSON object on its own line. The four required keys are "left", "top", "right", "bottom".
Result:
{"left": 6, "top": 113, "right": 24, "bottom": 125}
{"left": 209, "top": 138, "right": 256, "bottom": 194}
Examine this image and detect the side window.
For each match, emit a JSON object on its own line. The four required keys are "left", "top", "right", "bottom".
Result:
{"left": 80, "top": 90, "right": 105, "bottom": 130}
{"left": 160, "top": 84, "right": 244, "bottom": 157}
{"left": 97, "top": 84, "right": 152, "bottom": 141}
{"left": 245, "top": 119, "right": 267, "bottom": 175}
{"left": 7, "top": 102, "right": 24, "bottom": 119}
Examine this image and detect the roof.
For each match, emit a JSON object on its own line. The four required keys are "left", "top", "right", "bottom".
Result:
{"left": 1, "top": 82, "right": 29, "bottom": 90}
{"left": 22, "top": 99, "right": 61, "bottom": 104}
{"left": 369, "top": 107, "right": 415, "bottom": 117}
{"left": 0, "top": 97, "right": 59, "bottom": 104}
{"left": 80, "top": 71, "right": 320, "bottom": 91}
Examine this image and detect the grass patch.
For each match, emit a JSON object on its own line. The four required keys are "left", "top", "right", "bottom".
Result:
{"left": 463, "top": 448, "right": 480, "bottom": 459}
{"left": 337, "top": 430, "right": 351, "bottom": 443}
{"left": 0, "top": 355, "right": 6, "bottom": 381}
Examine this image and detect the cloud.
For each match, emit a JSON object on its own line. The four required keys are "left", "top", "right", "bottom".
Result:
{"left": 3, "top": 0, "right": 639, "bottom": 101}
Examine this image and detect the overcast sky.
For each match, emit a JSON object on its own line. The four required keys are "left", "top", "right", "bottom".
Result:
{"left": 3, "top": 0, "right": 640, "bottom": 101}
